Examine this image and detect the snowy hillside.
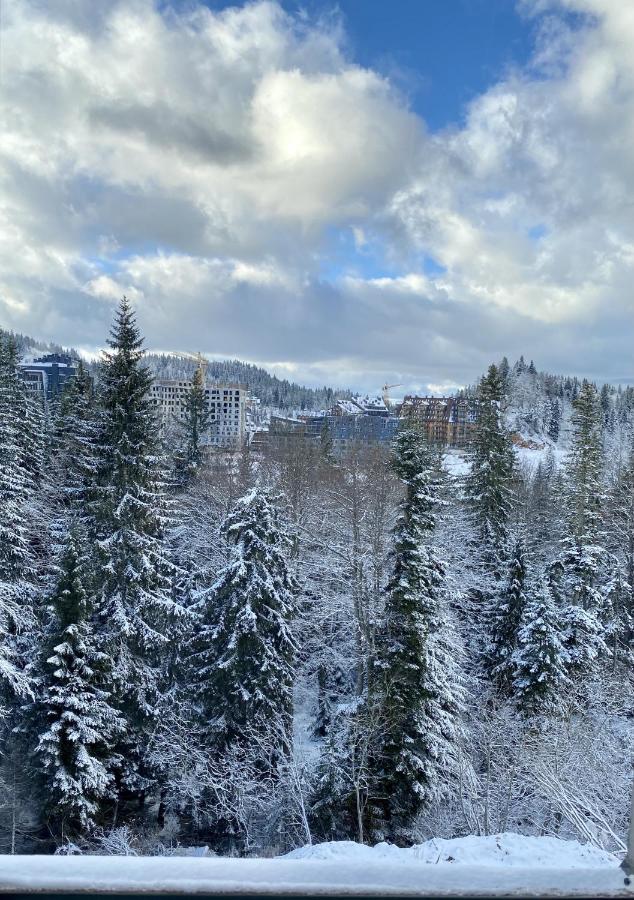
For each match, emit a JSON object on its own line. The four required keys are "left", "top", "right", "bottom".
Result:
{"left": 0, "top": 835, "right": 628, "bottom": 897}
{"left": 143, "top": 351, "right": 351, "bottom": 411}
{"left": 497, "top": 357, "right": 633, "bottom": 456}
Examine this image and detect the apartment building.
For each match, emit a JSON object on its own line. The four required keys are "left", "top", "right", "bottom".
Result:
{"left": 19, "top": 353, "right": 77, "bottom": 402}
{"left": 150, "top": 378, "right": 247, "bottom": 448}
{"left": 263, "top": 410, "right": 400, "bottom": 455}
{"left": 399, "top": 395, "right": 480, "bottom": 446}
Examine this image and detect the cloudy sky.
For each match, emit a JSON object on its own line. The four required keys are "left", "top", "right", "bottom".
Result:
{"left": 1, "top": 0, "right": 633, "bottom": 392}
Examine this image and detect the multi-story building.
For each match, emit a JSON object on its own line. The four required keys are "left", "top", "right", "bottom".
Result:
{"left": 19, "top": 353, "right": 77, "bottom": 401}
{"left": 399, "top": 395, "right": 480, "bottom": 446}
{"left": 149, "top": 378, "right": 247, "bottom": 448}
{"left": 331, "top": 396, "right": 390, "bottom": 418}
{"left": 264, "top": 410, "right": 399, "bottom": 455}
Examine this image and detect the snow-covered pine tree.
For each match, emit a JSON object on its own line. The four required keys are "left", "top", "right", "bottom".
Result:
{"left": 513, "top": 577, "right": 569, "bottom": 716}
{"left": 174, "top": 362, "right": 210, "bottom": 485}
{"left": 466, "top": 364, "right": 515, "bottom": 561}
{"left": 35, "top": 530, "right": 124, "bottom": 838}
{"left": 488, "top": 537, "right": 529, "bottom": 693}
{"left": 90, "top": 298, "right": 183, "bottom": 803}
{"left": 567, "top": 380, "right": 604, "bottom": 548}
{"left": 49, "top": 360, "right": 99, "bottom": 543}
{"left": 547, "top": 398, "right": 561, "bottom": 443}
{"left": 499, "top": 356, "right": 510, "bottom": 394}
{"left": 20, "top": 388, "right": 46, "bottom": 492}
{"left": 319, "top": 420, "right": 335, "bottom": 464}
{"left": 189, "top": 487, "right": 296, "bottom": 764}
{"left": 370, "top": 426, "right": 465, "bottom": 842}
{"left": 606, "top": 432, "right": 634, "bottom": 663}
{"left": 549, "top": 380, "right": 610, "bottom": 673}
{"left": 0, "top": 334, "right": 36, "bottom": 709}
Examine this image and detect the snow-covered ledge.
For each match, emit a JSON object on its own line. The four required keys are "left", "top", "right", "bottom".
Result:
{"left": 0, "top": 855, "right": 630, "bottom": 897}
{"left": 1, "top": 836, "right": 634, "bottom": 897}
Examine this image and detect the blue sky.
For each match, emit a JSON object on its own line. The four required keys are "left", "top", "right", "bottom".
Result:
{"left": 204, "top": 0, "right": 537, "bottom": 129}
{"left": 1, "top": 0, "right": 633, "bottom": 392}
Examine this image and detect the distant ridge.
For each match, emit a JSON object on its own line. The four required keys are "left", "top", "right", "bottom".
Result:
{"left": 143, "top": 352, "right": 352, "bottom": 411}
{"left": 0, "top": 329, "right": 352, "bottom": 412}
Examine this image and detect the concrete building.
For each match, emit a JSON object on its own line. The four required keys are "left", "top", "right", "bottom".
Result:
{"left": 399, "top": 395, "right": 480, "bottom": 446}
{"left": 264, "top": 410, "right": 399, "bottom": 455}
{"left": 150, "top": 378, "right": 247, "bottom": 448}
{"left": 19, "top": 354, "right": 77, "bottom": 401}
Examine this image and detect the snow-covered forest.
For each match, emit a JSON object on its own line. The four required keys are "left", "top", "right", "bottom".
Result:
{"left": 1, "top": 298, "right": 633, "bottom": 858}
{"left": 144, "top": 353, "right": 350, "bottom": 411}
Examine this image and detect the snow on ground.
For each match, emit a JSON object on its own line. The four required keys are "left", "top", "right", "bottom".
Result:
{"left": 0, "top": 834, "right": 631, "bottom": 896}
{"left": 285, "top": 833, "right": 618, "bottom": 868}
{"left": 443, "top": 441, "right": 569, "bottom": 482}
{"left": 442, "top": 450, "right": 471, "bottom": 478}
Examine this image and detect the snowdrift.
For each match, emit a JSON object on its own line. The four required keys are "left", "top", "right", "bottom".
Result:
{"left": 285, "top": 832, "right": 617, "bottom": 868}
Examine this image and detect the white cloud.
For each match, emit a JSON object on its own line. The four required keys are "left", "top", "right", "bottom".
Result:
{"left": 388, "top": 0, "right": 634, "bottom": 332}
{"left": 0, "top": 0, "right": 632, "bottom": 390}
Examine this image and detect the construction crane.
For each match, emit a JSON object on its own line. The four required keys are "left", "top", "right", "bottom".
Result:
{"left": 382, "top": 383, "right": 403, "bottom": 408}
{"left": 173, "top": 350, "right": 209, "bottom": 380}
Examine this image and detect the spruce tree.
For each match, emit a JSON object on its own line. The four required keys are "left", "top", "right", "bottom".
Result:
{"left": 466, "top": 364, "right": 515, "bottom": 559}
{"left": 0, "top": 334, "right": 36, "bottom": 707}
{"left": 36, "top": 531, "right": 123, "bottom": 838}
{"left": 513, "top": 577, "right": 569, "bottom": 716}
{"left": 567, "top": 380, "right": 604, "bottom": 547}
{"left": 488, "top": 537, "right": 529, "bottom": 693}
{"left": 320, "top": 420, "right": 335, "bottom": 463}
{"left": 547, "top": 398, "right": 561, "bottom": 443}
{"left": 175, "top": 362, "right": 210, "bottom": 484}
{"left": 189, "top": 488, "right": 296, "bottom": 762}
{"left": 498, "top": 356, "right": 510, "bottom": 394}
{"left": 90, "top": 298, "right": 182, "bottom": 800}
{"left": 371, "top": 426, "right": 465, "bottom": 841}
{"left": 50, "top": 360, "right": 98, "bottom": 535}
{"left": 609, "top": 436, "right": 634, "bottom": 659}
{"left": 549, "top": 380, "right": 609, "bottom": 671}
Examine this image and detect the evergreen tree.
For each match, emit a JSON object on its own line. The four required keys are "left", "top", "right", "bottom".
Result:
{"left": 548, "top": 380, "right": 610, "bottom": 672}
{"left": 189, "top": 487, "right": 296, "bottom": 762}
{"left": 35, "top": 531, "right": 123, "bottom": 838}
{"left": 567, "top": 380, "right": 604, "bottom": 546}
{"left": 547, "top": 398, "right": 561, "bottom": 443}
{"left": 90, "top": 298, "right": 182, "bottom": 801}
{"left": 0, "top": 334, "right": 35, "bottom": 708}
{"left": 20, "top": 390, "right": 46, "bottom": 491}
{"left": 488, "top": 537, "right": 529, "bottom": 693}
{"left": 370, "top": 426, "right": 465, "bottom": 841}
{"left": 466, "top": 364, "right": 515, "bottom": 559}
{"left": 50, "top": 360, "right": 98, "bottom": 532}
{"left": 498, "top": 356, "right": 510, "bottom": 394}
{"left": 513, "top": 577, "right": 569, "bottom": 716}
{"left": 319, "top": 420, "right": 335, "bottom": 463}
{"left": 175, "top": 362, "right": 210, "bottom": 484}
{"left": 599, "top": 383, "right": 612, "bottom": 430}
{"left": 609, "top": 435, "right": 634, "bottom": 657}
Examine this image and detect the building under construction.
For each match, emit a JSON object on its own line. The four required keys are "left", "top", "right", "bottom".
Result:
{"left": 399, "top": 395, "right": 480, "bottom": 447}
{"left": 149, "top": 378, "right": 248, "bottom": 448}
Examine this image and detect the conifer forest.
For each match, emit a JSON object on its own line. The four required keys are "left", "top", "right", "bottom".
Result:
{"left": 1, "top": 297, "right": 633, "bottom": 858}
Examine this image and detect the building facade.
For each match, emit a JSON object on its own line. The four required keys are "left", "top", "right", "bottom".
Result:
{"left": 19, "top": 354, "right": 77, "bottom": 401}
{"left": 150, "top": 378, "right": 248, "bottom": 448}
{"left": 264, "top": 410, "right": 399, "bottom": 455}
{"left": 399, "top": 395, "right": 480, "bottom": 446}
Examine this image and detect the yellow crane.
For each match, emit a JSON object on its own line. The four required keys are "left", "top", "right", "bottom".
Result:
{"left": 173, "top": 350, "right": 209, "bottom": 380}
{"left": 382, "top": 382, "right": 403, "bottom": 409}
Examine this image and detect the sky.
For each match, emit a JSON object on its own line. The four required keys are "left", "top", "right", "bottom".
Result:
{"left": 0, "top": 0, "right": 633, "bottom": 393}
